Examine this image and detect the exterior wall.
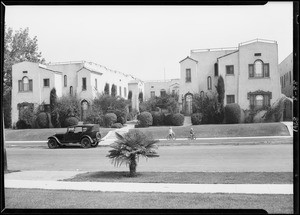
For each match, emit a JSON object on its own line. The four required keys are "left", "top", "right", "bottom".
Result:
{"left": 11, "top": 62, "right": 61, "bottom": 125}
{"left": 179, "top": 58, "right": 198, "bottom": 99}
{"left": 144, "top": 79, "right": 180, "bottom": 100}
{"left": 128, "top": 82, "right": 139, "bottom": 111}
{"left": 279, "top": 53, "right": 293, "bottom": 98}
{"left": 54, "top": 73, "right": 63, "bottom": 97}
{"left": 237, "top": 42, "right": 281, "bottom": 110}
{"left": 218, "top": 51, "right": 239, "bottom": 105}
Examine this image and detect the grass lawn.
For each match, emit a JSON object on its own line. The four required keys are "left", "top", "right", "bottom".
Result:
{"left": 5, "top": 188, "right": 293, "bottom": 213}
{"left": 62, "top": 171, "right": 293, "bottom": 184}
{"left": 4, "top": 127, "right": 115, "bottom": 141}
{"left": 132, "top": 122, "right": 290, "bottom": 139}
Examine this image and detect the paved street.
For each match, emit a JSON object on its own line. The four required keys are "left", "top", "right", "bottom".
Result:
{"left": 6, "top": 144, "right": 293, "bottom": 172}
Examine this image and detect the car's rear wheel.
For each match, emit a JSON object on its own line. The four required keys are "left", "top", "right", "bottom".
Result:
{"left": 81, "top": 137, "right": 91, "bottom": 148}
{"left": 91, "top": 132, "right": 101, "bottom": 147}
{"left": 48, "top": 138, "right": 58, "bottom": 149}
{"left": 91, "top": 141, "right": 99, "bottom": 147}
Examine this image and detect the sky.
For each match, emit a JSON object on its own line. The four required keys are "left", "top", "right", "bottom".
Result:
{"left": 4, "top": 2, "right": 293, "bottom": 81}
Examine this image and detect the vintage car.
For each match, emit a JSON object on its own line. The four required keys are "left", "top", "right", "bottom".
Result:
{"left": 47, "top": 124, "right": 101, "bottom": 149}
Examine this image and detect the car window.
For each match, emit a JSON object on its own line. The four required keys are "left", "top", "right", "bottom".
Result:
{"left": 74, "top": 127, "right": 83, "bottom": 133}
{"left": 82, "top": 127, "right": 88, "bottom": 132}
{"left": 68, "top": 127, "right": 75, "bottom": 132}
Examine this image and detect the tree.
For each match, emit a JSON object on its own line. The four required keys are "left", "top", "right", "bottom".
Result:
{"left": 50, "top": 88, "right": 61, "bottom": 127}
{"left": 215, "top": 75, "right": 225, "bottom": 123}
{"left": 56, "top": 95, "right": 80, "bottom": 127}
{"left": 104, "top": 83, "right": 110, "bottom": 95}
{"left": 4, "top": 26, "right": 45, "bottom": 128}
{"left": 107, "top": 130, "right": 159, "bottom": 177}
{"left": 111, "top": 84, "right": 117, "bottom": 97}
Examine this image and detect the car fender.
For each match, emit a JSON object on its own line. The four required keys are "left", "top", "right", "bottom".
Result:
{"left": 81, "top": 135, "right": 93, "bottom": 143}
{"left": 48, "top": 136, "right": 62, "bottom": 145}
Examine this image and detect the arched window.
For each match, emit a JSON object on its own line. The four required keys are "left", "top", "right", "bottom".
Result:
{"left": 255, "top": 95, "right": 264, "bottom": 108}
{"left": 70, "top": 86, "right": 73, "bottom": 96}
{"left": 249, "top": 60, "right": 270, "bottom": 78}
{"left": 160, "top": 89, "right": 166, "bottom": 97}
{"left": 207, "top": 76, "right": 212, "bottom": 90}
{"left": 64, "top": 75, "right": 67, "bottom": 87}
{"left": 18, "top": 76, "right": 32, "bottom": 92}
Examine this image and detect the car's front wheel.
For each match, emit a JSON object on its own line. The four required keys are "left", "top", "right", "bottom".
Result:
{"left": 48, "top": 138, "right": 58, "bottom": 149}
{"left": 81, "top": 137, "right": 91, "bottom": 148}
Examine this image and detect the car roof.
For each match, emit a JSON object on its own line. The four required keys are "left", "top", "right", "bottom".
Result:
{"left": 67, "top": 124, "right": 97, "bottom": 128}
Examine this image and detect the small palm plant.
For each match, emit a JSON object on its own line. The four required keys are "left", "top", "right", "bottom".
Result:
{"left": 107, "top": 130, "right": 159, "bottom": 177}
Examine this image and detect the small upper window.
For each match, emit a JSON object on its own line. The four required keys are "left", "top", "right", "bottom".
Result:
{"left": 43, "top": 79, "right": 50, "bottom": 87}
{"left": 23, "top": 71, "right": 28, "bottom": 74}
{"left": 254, "top": 53, "right": 261, "bottom": 56}
{"left": 151, "top": 86, "right": 154, "bottom": 88}
{"left": 82, "top": 78, "right": 86, "bottom": 91}
{"left": 186, "top": 69, "right": 191, "bottom": 82}
{"left": 226, "top": 65, "right": 234, "bottom": 75}
{"left": 64, "top": 75, "right": 67, "bottom": 87}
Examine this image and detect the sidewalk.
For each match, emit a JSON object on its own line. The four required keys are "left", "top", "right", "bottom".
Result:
{"left": 4, "top": 171, "right": 293, "bottom": 195}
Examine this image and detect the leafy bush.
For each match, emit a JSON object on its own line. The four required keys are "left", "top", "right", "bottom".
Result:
{"left": 191, "top": 113, "right": 202, "bottom": 125}
{"left": 171, "top": 113, "right": 184, "bottom": 126}
{"left": 17, "top": 107, "right": 35, "bottom": 129}
{"left": 111, "top": 123, "right": 123, "bottom": 128}
{"left": 163, "top": 114, "right": 173, "bottom": 126}
{"left": 16, "top": 120, "right": 31, "bottom": 129}
{"left": 64, "top": 117, "right": 79, "bottom": 127}
{"left": 57, "top": 95, "right": 80, "bottom": 127}
{"left": 138, "top": 111, "right": 153, "bottom": 127}
{"left": 104, "top": 113, "right": 117, "bottom": 127}
{"left": 110, "top": 109, "right": 127, "bottom": 125}
{"left": 253, "top": 110, "right": 267, "bottom": 123}
{"left": 224, "top": 103, "right": 241, "bottom": 124}
{"left": 240, "top": 109, "right": 245, "bottom": 123}
{"left": 152, "top": 112, "right": 165, "bottom": 126}
{"left": 36, "top": 112, "right": 50, "bottom": 128}
{"left": 264, "top": 96, "right": 292, "bottom": 122}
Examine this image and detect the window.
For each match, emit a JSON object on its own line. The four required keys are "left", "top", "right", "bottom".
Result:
{"left": 151, "top": 86, "right": 154, "bottom": 88}
{"left": 289, "top": 71, "right": 292, "bottom": 84}
{"left": 18, "top": 76, "right": 33, "bottom": 92}
{"left": 43, "top": 79, "right": 50, "bottom": 87}
{"left": 160, "top": 90, "right": 166, "bottom": 97}
{"left": 70, "top": 86, "right": 73, "bottom": 95}
{"left": 226, "top": 65, "right": 234, "bottom": 75}
{"left": 214, "top": 63, "right": 218, "bottom": 76}
{"left": 172, "top": 90, "right": 175, "bottom": 95}
{"left": 248, "top": 91, "right": 271, "bottom": 109}
{"left": 186, "top": 69, "right": 191, "bottom": 82}
{"left": 249, "top": 60, "right": 270, "bottom": 78}
{"left": 124, "top": 87, "right": 127, "bottom": 98}
{"left": 64, "top": 75, "right": 67, "bottom": 87}
{"left": 119, "top": 86, "right": 122, "bottom": 96}
{"left": 95, "top": 79, "right": 97, "bottom": 90}
{"left": 207, "top": 76, "right": 212, "bottom": 90}
{"left": 226, "top": 95, "right": 235, "bottom": 104}
{"left": 82, "top": 78, "right": 86, "bottom": 90}
{"left": 151, "top": 91, "right": 155, "bottom": 98}
{"left": 254, "top": 53, "right": 261, "bottom": 56}
{"left": 23, "top": 71, "right": 28, "bottom": 74}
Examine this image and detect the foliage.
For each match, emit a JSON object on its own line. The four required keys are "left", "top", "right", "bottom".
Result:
{"left": 253, "top": 110, "right": 268, "bottom": 123}
{"left": 191, "top": 113, "right": 203, "bottom": 125}
{"left": 171, "top": 113, "right": 185, "bottom": 126}
{"left": 216, "top": 76, "right": 225, "bottom": 104}
{"left": 50, "top": 88, "right": 61, "bottom": 128}
{"left": 64, "top": 117, "right": 79, "bottom": 127}
{"left": 111, "top": 84, "right": 117, "bottom": 97}
{"left": 138, "top": 92, "right": 143, "bottom": 102}
{"left": 156, "top": 94, "right": 179, "bottom": 114}
{"left": 104, "top": 83, "right": 110, "bottom": 95}
{"left": 264, "top": 96, "right": 291, "bottom": 122}
{"left": 36, "top": 112, "right": 50, "bottom": 128}
{"left": 111, "top": 123, "right": 123, "bottom": 128}
{"left": 138, "top": 111, "right": 153, "bottom": 127}
{"left": 163, "top": 114, "right": 173, "bottom": 126}
{"left": 4, "top": 26, "right": 45, "bottom": 128}
{"left": 193, "top": 93, "right": 222, "bottom": 124}
{"left": 107, "top": 130, "right": 159, "bottom": 177}
{"left": 57, "top": 95, "right": 80, "bottom": 127}
{"left": 224, "top": 103, "right": 241, "bottom": 124}
{"left": 152, "top": 112, "right": 165, "bottom": 126}
{"left": 104, "top": 113, "right": 117, "bottom": 128}
{"left": 17, "top": 107, "right": 35, "bottom": 129}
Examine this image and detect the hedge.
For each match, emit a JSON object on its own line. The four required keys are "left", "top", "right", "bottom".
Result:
{"left": 152, "top": 112, "right": 165, "bottom": 126}
{"left": 171, "top": 113, "right": 184, "bottom": 126}
{"left": 36, "top": 112, "right": 49, "bottom": 128}
{"left": 138, "top": 111, "right": 153, "bottom": 127}
{"left": 64, "top": 117, "right": 79, "bottom": 127}
{"left": 224, "top": 103, "right": 241, "bottom": 124}
{"left": 104, "top": 113, "right": 117, "bottom": 128}
{"left": 191, "top": 113, "right": 202, "bottom": 125}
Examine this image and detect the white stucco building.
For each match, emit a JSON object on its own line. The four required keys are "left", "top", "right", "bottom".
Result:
{"left": 144, "top": 79, "right": 180, "bottom": 101}
{"left": 179, "top": 39, "right": 281, "bottom": 115}
{"left": 11, "top": 61, "right": 143, "bottom": 126}
{"left": 279, "top": 53, "right": 293, "bottom": 98}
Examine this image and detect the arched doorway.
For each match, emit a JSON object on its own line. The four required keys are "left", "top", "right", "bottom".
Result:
{"left": 184, "top": 93, "right": 193, "bottom": 116}
{"left": 81, "top": 100, "right": 89, "bottom": 121}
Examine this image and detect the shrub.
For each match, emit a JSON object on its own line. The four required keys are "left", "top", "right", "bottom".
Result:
{"left": 64, "top": 117, "right": 79, "bottom": 127}
{"left": 57, "top": 95, "right": 80, "bottom": 127}
{"left": 163, "top": 114, "right": 173, "bottom": 126}
{"left": 171, "top": 113, "right": 184, "bottom": 126}
{"left": 264, "top": 96, "right": 292, "bottom": 122}
{"left": 240, "top": 109, "right": 245, "bottom": 123}
{"left": 111, "top": 123, "right": 123, "bottom": 128}
{"left": 18, "top": 107, "right": 35, "bottom": 129}
{"left": 138, "top": 111, "right": 153, "bottom": 127}
{"left": 191, "top": 113, "right": 202, "bottom": 125}
{"left": 16, "top": 120, "right": 31, "bottom": 129}
{"left": 104, "top": 113, "right": 117, "bottom": 127}
{"left": 36, "top": 112, "right": 50, "bottom": 128}
{"left": 224, "top": 103, "right": 241, "bottom": 124}
{"left": 110, "top": 109, "right": 127, "bottom": 125}
{"left": 152, "top": 112, "right": 165, "bottom": 126}
{"left": 253, "top": 110, "right": 267, "bottom": 123}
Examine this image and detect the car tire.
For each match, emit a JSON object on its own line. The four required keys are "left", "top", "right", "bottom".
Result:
{"left": 91, "top": 141, "right": 99, "bottom": 147}
{"left": 81, "top": 137, "right": 91, "bottom": 148}
{"left": 48, "top": 138, "right": 58, "bottom": 149}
